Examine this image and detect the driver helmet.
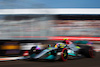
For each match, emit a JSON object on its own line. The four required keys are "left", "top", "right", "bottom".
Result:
{"left": 63, "top": 38, "right": 68, "bottom": 40}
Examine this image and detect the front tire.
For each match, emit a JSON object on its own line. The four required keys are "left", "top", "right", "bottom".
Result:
{"left": 61, "top": 48, "right": 68, "bottom": 61}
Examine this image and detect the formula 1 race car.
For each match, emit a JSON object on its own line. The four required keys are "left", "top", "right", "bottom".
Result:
{"left": 24, "top": 41, "right": 95, "bottom": 61}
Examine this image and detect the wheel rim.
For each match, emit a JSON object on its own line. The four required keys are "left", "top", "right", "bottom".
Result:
{"left": 61, "top": 48, "right": 68, "bottom": 61}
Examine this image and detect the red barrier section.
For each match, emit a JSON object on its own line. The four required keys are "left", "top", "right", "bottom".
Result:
{"left": 48, "top": 36, "right": 100, "bottom": 41}
{"left": 12, "top": 36, "right": 100, "bottom": 41}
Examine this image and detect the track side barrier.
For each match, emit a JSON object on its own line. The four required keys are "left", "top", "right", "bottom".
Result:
{"left": 12, "top": 36, "right": 100, "bottom": 41}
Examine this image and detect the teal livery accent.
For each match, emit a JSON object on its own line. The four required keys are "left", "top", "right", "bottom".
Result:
{"left": 45, "top": 52, "right": 51, "bottom": 55}
{"left": 44, "top": 55, "right": 55, "bottom": 59}
{"left": 30, "top": 54, "right": 35, "bottom": 57}
{"left": 68, "top": 53, "right": 76, "bottom": 56}
{"left": 54, "top": 51, "right": 57, "bottom": 53}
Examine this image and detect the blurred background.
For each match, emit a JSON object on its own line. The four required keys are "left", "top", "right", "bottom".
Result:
{"left": 0, "top": 15, "right": 100, "bottom": 39}
{"left": 0, "top": 14, "right": 100, "bottom": 57}
{"left": 0, "top": 0, "right": 100, "bottom": 57}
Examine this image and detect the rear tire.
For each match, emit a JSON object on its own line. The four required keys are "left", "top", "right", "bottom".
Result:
{"left": 88, "top": 47, "right": 95, "bottom": 58}
{"left": 82, "top": 46, "right": 95, "bottom": 58}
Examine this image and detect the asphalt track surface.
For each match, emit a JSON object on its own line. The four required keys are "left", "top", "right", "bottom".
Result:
{"left": 0, "top": 52, "right": 100, "bottom": 67}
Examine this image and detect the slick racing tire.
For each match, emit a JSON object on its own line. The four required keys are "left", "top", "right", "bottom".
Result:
{"left": 83, "top": 46, "right": 95, "bottom": 58}
{"left": 61, "top": 48, "right": 68, "bottom": 61}
{"left": 88, "top": 47, "right": 95, "bottom": 58}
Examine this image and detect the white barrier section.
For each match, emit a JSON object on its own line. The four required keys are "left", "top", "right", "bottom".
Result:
{"left": 0, "top": 8, "right": 100, "bottom": 14}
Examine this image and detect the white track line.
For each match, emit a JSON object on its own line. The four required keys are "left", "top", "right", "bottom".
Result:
{"left": 0, "top": 56, "right": 25, "bottom": 61}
